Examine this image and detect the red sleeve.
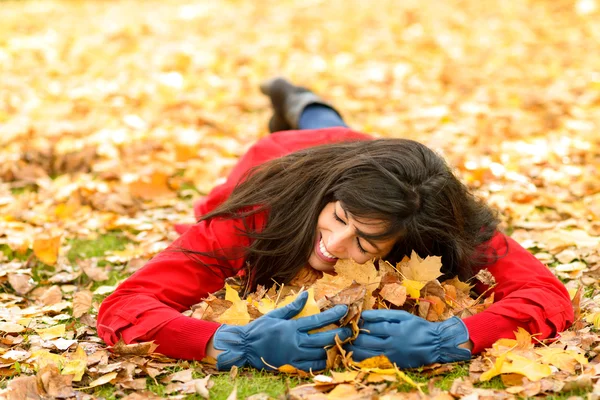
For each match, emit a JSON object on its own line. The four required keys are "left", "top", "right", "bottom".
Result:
{"left": 463, "top": 232, "right": 574, "bottom": 354}
{"left": 97, "top": 215, "right": 259, "bottom": 360}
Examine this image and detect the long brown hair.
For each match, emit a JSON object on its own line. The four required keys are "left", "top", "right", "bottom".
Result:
{"left": 182, "top": 139, "right": 500, "bottom": 289}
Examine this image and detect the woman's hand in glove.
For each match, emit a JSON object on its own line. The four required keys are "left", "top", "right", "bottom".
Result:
{"left": 346, "top": 310, "right": 471, "bottom": 368}
{"left": 213, "top": 291, "right": 352, "bottom": 371}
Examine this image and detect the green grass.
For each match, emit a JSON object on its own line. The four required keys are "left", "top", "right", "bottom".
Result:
{"left": 67, "top": 232, "right": 130, "bottom": 264}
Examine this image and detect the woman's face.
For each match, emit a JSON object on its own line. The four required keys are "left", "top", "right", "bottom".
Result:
{"left": 308, "top": 201, "right": 398, "bottom": 272}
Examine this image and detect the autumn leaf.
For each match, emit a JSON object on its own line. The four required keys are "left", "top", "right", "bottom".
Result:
{"left": 399, "top": 251, "right": 443, "bottom": 282}
{"left": 379, "top": 283, "right": 407, "bottom": 306}
{"left": 61, "top": 346, "right": 88, "bottom": 381}
{"left": 334, "top": 259, "right": 381, "bottom": 297}
{"left": 534, "top": 348, "right": 588, "bottom": 373}
{"left": 276, "top": 288, "right": 321, "bottom": 319}
{"left": 35, "top": 324, "right": 66, "bottom": 340}
{"left": 217, "top": 284, "right": 251, "bottom": 325}
{"left": 128, "top": 171, "right": 175, "bottom": 200}
{"left": 402, "top": 279, "right": 426, "bottom": 299}
{"left": 72, "top": 290, "right": 93, "bottom": 318}
{"left": 111, "top": 340, "right": 159, "bottom": 356}
{"left": 33, "top": 235, "right": 61, "bottom": 266}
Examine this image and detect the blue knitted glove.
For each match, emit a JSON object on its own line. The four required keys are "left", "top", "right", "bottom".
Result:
{"left": 213, "top": 291, "right": 352, "bottom": 371}
{"left": 346, "top": 310, "right": 471, "bottom": 368}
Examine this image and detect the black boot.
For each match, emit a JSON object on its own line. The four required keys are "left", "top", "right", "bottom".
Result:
{"left": 260, "top": 77, "right": 335, "bottom": 132}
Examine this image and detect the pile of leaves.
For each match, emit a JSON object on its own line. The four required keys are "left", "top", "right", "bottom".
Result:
{"left": 189, "top": 253, "right": 495, "bottom": 345}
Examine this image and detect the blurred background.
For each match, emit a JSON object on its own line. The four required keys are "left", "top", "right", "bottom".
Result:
{"left": 0, "top": 0, "right": 599, "bottom": 258}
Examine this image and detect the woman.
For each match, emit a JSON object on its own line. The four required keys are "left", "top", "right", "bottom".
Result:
{"left": 97, "top": 79, "right": 573, "bottom": 371}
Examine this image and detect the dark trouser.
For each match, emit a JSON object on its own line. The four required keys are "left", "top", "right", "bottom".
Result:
{"left": 297, "top": 104, "right": 348, "bottom": 130}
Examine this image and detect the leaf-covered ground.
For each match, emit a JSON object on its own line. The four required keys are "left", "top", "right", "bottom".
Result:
{"left": 1, "top": 0, "right": 599, "bottom": 398}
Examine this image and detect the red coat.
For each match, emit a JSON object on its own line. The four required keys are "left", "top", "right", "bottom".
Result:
{"left": 97, "top": 128, "right": 573, "bottom": 360}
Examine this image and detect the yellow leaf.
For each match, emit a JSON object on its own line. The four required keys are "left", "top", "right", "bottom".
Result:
{"left": 88, "top": 372, "right": 118, "bottom": 388}
{"left": 480, "top": 353, "right": 507, "bottom": 381}
{"left": 444, "top": 276, "right": 473, "bottom": 294}
{"left": 513, "top": 327, "right": 534, "bottom": 349}
{"left": 35, "top": 324, "right": 66, "bottom": 340}
{"left": 218, "top": 287, "right": 251, "bottom": 326}
{"left": 399, "top": 251, "right": 443, "bottom": 282}
{"left": 354, "top": 354, "right": 394, "bottom": 369}
{"left": 33, "top": 235, "right": 61, "bottom": 266}
{"left": 31, "top": 349, "right": 66, "bottom": 370}
{"left": 313, "top": 272, "right": 353, "bottom": 301}
{"left": 62, "top": 346, "right": 87, "bottom": 381}
{"left": 402, "top": 279, "right": 425, "bottom": 299}
{"left": 276, "top": 288, "right": 320, "bottom": 319}
{"left": 535, "top": 348, "right": 588, "bottom": 373}
{"left": 224, "top": 283, "right": 242, "bottom": 303}
{"left": 502, "top": 353, "right": 553, "bottom": 382}
{"left": 330, "top": 370, "right": 359, "bottom": 383}
{"left": 256, "top": 298, "right": 275, "bottom": 314}
{"left": 585, "top": 312, "right": 600, "bottom": 329}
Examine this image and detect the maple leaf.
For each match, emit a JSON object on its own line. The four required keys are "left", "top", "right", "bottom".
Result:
{"left": 312, "top": 271, "right": 354, "bottom": 303}
{"left": 399, "top": 251, "right": 443, "bottom": 282}
{"left": 334, "top": 259, "right": 381, "bottom": 297}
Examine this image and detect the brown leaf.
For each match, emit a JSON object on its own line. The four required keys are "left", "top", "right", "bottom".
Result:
{"left": 79, "top": 259, "right": 109, "bottom": 282}
{"left": 8, "top": 273, "right": 36, "bottom": 295}
{"left": 37, "top": 364, "right": 76, "bottom": 398}
{"left": 379, "top": 283, "right": 407, "bottom": 306}
{"left": 474, "top": 268, "right": 496, "bottom": 286}
{"left": 111, "top": 340, "right": 158, "bottom": 356}
{"left": 289, "top": 265, "right": 324, "bottom": 287}
{"left": 3, "top": 375, "right": 42, "bottom": 400}
{"left": 72, "top": 290, "right": 93, "bottom": 318}
{"left": 39, "top": 285, "right": 63, "bottom": 306}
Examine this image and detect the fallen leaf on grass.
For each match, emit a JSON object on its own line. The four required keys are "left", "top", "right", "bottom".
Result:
{"left": 8, "top": 273, "right": 36, "bottom": 295}
{"left": 111, "top": 340, "right": 158, "bottom": 356}
{"left": 37, "top": 363, "right": 76, "bottom": 398}
{"left": 72, "top": 290, "right": 93, "bottom": 318}
{"left": 35, "top": 324, "right": 65, "bottom": 340}
{"left": 3, "top": 375, "right": 42, "bottom": 400}
{"left": 88, "top": 371, "right": 118, "bottom": 388}
{"left": 33, "top": 235, "right": 61, "bottom": 266}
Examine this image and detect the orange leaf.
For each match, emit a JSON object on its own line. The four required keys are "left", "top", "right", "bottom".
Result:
{"left": 33, "top": 235, "right": 61, "bottom": 266}
{"left": 128, "top": 172, "right": 175, "bottom": 200}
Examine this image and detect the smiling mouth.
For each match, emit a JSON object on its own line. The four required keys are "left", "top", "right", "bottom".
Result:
{"left": 316, "top": 234, "right": 338, "bottom": 263}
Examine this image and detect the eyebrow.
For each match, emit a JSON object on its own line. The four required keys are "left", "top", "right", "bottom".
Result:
{"left": 341, "top": 206, "right": 382, "bottom": 252}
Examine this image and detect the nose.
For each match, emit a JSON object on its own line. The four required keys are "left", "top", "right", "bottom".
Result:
{"left": 327, "top": 227, "right": 352, "bottom": 256}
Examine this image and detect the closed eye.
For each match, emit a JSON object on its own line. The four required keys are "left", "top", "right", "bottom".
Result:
{"left": 333, "top": 211, "right": 368, "bottom": 254}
